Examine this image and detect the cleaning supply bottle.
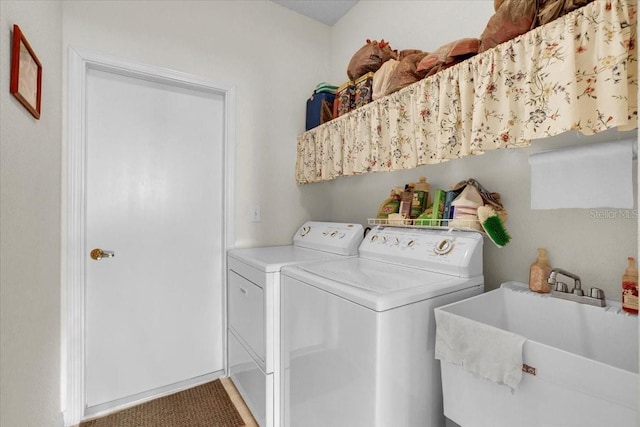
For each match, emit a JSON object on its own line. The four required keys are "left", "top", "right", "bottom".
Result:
{"left": 399, "top": 183, "right": 415, "bottom": 219}
{"left": 529, "top": 248, "right": 552, "bottom": 293}
{"left": 410, "top": 176, "right": 431, "bottom": 219}
{"left": 622, "top": 257, "right": 638, "bottom": 314}
{"left": 377, "top": 189, "right": 401, "bottom": 219}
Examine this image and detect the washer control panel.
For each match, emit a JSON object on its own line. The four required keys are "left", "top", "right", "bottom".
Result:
{"left": 360, "top": 226, "right": 483, "bottom": 277}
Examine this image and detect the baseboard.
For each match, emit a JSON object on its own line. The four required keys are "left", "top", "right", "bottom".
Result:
{"left": 83, "top": 370, "right": 224, "bottom": 421}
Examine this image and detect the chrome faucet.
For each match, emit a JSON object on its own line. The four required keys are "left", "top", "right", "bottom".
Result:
{"left": 547, "top": 268, "right": 606, "bottom": 307}
{"left": 548, "top": 268, "right": 583, "bottom": 295}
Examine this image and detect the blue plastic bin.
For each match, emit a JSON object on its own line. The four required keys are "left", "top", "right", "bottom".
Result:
{"left": 305, "top": 91, "right": 335, "bottom": 131}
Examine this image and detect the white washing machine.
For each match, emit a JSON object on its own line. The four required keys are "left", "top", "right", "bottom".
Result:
{"left": 227, "top": 221, "right": 364, "bottom": 427}
{"left": 280, "top": 226, "right": 484, "bottom": 427}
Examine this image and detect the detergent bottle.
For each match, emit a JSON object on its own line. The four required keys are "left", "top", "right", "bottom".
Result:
{"left": 377, "top": 189, "right": 401, "bottom": 219}
{"left": 410, "top": 176, "right": 431, "bottom": 219}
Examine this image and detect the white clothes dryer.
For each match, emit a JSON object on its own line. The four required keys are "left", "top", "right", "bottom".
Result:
{"left": 226, "top": 221, "right": 364, "bottom": 427}
{"left": 280, "top": 226, "right": 484, "bottom": 427}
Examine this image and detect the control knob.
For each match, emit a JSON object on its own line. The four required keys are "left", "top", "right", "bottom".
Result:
{"left": 434, "top": 238, "right": 453, "bottom": 255}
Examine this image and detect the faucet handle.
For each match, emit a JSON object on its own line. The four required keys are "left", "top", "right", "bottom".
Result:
{"left": 555, "top": 282, "right": 568, "bottom": 293}
{"left": 590, "top": 287, "right": 606, "bottom": 300}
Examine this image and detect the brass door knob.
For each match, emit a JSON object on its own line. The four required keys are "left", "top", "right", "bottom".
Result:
{"left": 90, "top": 248, "right": 115, "bottom": 260}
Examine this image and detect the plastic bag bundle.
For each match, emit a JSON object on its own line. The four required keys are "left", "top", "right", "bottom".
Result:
{"left": 384, "top": 52, "right": 428, "bottom": 96}
{"left": 479, "top": 0, "right": 538, "bottom": 52}
{"left": 347, "top": 39, "right": 397, "bottom": 81}
{"left": 417, "top": 38, "right": 480, "bottom": 77}
{"left": 537, "top": 0, "right": 594, "bottom": 26}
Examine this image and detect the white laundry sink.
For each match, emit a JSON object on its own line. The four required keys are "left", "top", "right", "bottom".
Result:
{"left": 436, "top": 281, "right": 639, "bottom": 427}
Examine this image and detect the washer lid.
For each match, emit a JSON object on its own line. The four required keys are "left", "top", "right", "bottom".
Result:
{"left": 228, "top": 245, "right": 351, "bottom": 272}
{"left": 285, "top": 258, "right": 482, "bottom": 311}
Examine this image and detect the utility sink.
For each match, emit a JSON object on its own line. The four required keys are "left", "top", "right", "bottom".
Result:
{"left": 435, "top": 281, "right": 638, "bottom": 427}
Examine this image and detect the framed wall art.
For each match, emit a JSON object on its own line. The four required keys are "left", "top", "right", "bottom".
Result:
{"left": 10, "top": 24, "right": 42, "bottom": 119}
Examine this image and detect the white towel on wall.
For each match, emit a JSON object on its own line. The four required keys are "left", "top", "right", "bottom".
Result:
{"left": 529, "top": 139, "right": 635, "bottom": 209}
{"left": 435, "top": 308, "right": 526, "bottom": 390}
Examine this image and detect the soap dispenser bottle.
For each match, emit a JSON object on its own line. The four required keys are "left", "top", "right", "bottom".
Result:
{"left": 529, "top": 248, "right": 552, "bottom": 293}
{"left": 622, "top": 257, "right": 638, "bottom": 315}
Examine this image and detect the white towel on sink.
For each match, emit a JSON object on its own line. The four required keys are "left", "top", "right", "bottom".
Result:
{"left": 435, "top": 308, "right": 526, "bottom": 389}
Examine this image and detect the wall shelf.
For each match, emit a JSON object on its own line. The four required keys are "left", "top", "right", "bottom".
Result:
{"left": 368, "top": 218, "right": 482, "bottom": 233}
{"left": 296, "top": 0, "right": 638, "bottom": 184}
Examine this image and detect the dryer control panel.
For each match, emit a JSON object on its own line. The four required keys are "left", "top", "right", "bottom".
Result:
{"left": 293, "top": 221, "right": 364, "bottom": 255}
{"left": 359, "top": 226, "right": 483, "bottom": 278}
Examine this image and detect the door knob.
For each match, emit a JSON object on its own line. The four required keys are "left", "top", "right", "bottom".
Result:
{"left": 90, "top": 248, "right": 115, "bottom": 260}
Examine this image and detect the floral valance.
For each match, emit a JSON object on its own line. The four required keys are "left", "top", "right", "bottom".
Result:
{"left": 296, "top": 0, "right": 638, "bottom": 184}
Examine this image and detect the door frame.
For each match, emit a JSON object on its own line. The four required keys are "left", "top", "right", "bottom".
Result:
{"left": 63, "top": 47, "right": 236, "bottom": 426}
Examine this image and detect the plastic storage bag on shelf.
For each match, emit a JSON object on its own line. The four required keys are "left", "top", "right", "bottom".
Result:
{"left": 347, "top": 39, "right": 397, "bottom": 81}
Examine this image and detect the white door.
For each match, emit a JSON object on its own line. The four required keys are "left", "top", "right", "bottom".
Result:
{"left": 84, "top": 67, "right": 225, "bottom": 410}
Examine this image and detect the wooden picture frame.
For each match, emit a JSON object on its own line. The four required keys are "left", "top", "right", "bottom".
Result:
{"left": 10, "top": 24, "right": 42, "bottom": 119}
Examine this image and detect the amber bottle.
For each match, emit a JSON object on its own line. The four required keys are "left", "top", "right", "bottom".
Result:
{"left": 529, "top": 248, "right": 551, "bottom": 293}
{"left": 622, "top": 257, "right": 638, "bottom": 315}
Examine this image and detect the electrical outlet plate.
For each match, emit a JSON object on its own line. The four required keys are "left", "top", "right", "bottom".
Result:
{"left": 249, "top": 205, "right": 261, "bottom": 222}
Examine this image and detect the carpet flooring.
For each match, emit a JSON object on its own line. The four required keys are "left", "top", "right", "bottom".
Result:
{"left": 80, "top": 380, "right": 246, "bottom": 427}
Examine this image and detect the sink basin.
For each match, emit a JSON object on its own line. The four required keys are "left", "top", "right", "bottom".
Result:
{"left": 436, "top": 281, "right": 639, "bottom": 427}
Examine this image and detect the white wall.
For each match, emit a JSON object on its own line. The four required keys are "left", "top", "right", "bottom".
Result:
{"left": 296, "top": 0, "right": 639, "bottom": 299}
{"left": 0, "top": 2, "right": 64, "bottom": 427}
{"left": 317, "top": 129, "right": 638, "bottom": 296}
{"left": 62, "top": 0, "right": 333, "bottom": 248}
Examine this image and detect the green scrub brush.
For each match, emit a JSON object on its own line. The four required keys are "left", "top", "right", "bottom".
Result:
{"left": 477, "top": 205, "right": 511, "bottom": 247}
